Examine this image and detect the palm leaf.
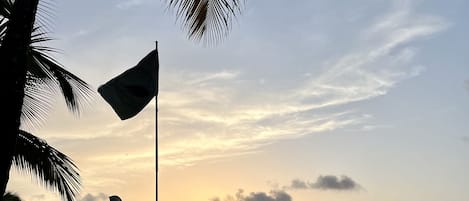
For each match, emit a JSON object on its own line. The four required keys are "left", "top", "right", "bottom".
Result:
{"left": 30, "top": 45, "right": 94, "bottom": 114}
{"left": 3, "top": 192, "right": 22, "bottom": 201}
{"left": 13, "top": 130, "right": 80, "bottom": 201}
{"left": 1, "top": 2, "right": 83, "bottom": 201}
{"left": 0, "top": 0, "right": 13, "bottom": 18}
{"left": 36, "top": 0, "right": 56, "bottom": 33}
{"left": 17, "top": 29, "right": 94, "bottom": 128}
{"left": 0, "top": 17, "right": 7, "bottom": 41}
{"left": 1, "top": 2, "right": 93, "bottom": 124}
{"left": 166, "top": 0, "right": 244, "bottom": 45}
{"left": 21, "top": 75, "right": 55, "bottom": 129}
{"left": 0, "top": 0, "right": 11, "bottom": 41}
{"left": 0, "top": 0, "right": 53, "bottom": 33}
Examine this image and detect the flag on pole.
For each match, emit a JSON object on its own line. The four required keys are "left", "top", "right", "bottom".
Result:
{"left": 98, "top": 49, "right": 159, "bottom": 120}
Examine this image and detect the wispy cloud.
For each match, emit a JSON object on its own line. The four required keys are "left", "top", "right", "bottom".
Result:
{"left": 293, "top": 4, "right": 446, "bottom": 112}
{"left": 158, "top": 69, "right": 369, "bottom": 166}
{"left": 157, "top": 0, "right": 447, "bottom": 167}
{"left": 116, "top": 0, "right": 147, "bottom": 9}
{"left": 39, "top": 0, "right": 448, "bottom": 172}
{"left": 46, "top": 131, "right": 154, "bottom": 191}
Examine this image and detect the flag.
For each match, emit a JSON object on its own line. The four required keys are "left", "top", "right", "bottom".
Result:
{"left": 98, "top": 49, "right": 158, "bottom": 120}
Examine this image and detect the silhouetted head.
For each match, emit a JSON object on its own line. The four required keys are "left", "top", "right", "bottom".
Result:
{"left": 109, "top": 195, "right": 122, "bottom": 201}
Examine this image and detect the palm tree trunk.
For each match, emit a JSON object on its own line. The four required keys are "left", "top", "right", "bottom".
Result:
{"left": 0, "top": 0, "right": 39, "bottom": 195}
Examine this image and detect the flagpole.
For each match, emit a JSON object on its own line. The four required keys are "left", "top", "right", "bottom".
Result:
{"left": 155, "top": 40, "right": 159, "bottom": 201}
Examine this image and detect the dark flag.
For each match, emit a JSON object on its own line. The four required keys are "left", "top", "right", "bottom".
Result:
{"left": 98, "top": 49, "right": 159, "bottom": 120}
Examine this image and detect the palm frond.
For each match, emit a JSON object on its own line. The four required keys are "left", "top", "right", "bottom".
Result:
{"left": 21, "top": 75, "right": 55, "bottom": 130}
{"left": 36, "top": 0, "right": 57, "bottom": 33}
{"left": 18, "top": 28, "right": 94, "bottom": 128}
{"left": 1, "top": 1, "right": 93, "bottom": 126}
{"left": 3, "top": 192, "right": 22, "bottom": 201}
{"left": 0, "top": 0, "right": 55, "bottom": 44}
{"left": 27, "top": 27, "right": 93, "bottom": 114}
{"left": 29, "top": 47, "right": 94, "bottom": 114}
{"left": 0, "top": 17, "right": 7, "bottom": 41}
{"left": 166, "top": 0, "right": 244, "bottom": 45}
{"left": 0, "top": 0, "right": 11, "bottom": 42}
{"left": 0, "top": 0, "right": 13, "bottom": 18}
{"left": 13, "top": 130, "right": 81, "bottom": 201}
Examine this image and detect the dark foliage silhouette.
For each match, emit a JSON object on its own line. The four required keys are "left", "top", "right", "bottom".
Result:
{"left": 0, "top": 0, "right": 91, "bottom": 200}
{"left": 165, "top": 0, "right": 244, "bottom": 45}
{"left": 13, "top": 130, "right": 81, "bottom": 201}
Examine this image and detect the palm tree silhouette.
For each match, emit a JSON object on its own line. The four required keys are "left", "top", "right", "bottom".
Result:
{"left": 0, "top": 0, "right": 90, "bottom": 200}
{"left": 0, "top": 0, "right": 244, "bottom": 199}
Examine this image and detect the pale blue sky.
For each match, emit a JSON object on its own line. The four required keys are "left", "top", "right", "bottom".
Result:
{"left": 7, "top": 0, "right": 469, "bottom": 201}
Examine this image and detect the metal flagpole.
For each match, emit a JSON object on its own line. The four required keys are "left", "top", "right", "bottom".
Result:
{"left": 155, "top": 41, "right": 159, "bottom": 201}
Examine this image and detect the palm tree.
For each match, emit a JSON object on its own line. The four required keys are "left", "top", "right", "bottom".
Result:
{"left": 2, "top": 27, "right": 83, "bottom": 201}
{"left": 0, "top": 0, "right": 90, "bottom": 200}
{"left": 0, "top": 0, "right": 45, "bottom": 197}
{"left": 0, "top": 0, "right": 244, "bottom": 199}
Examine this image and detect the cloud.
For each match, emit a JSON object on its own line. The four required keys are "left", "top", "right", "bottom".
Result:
{"left": 311, "top": 175, "right": 359, "bottom": 190}
{"left": 293, "top": 3, "right": 446, "bottom": 111}
{"left": 289, "top": 179, "right": 308, "bottom": 189}
{"left": 212, "top": 189, "right": 291, "bottom": 201}
{"left": 286, "top": 175, "right": 360, "bottom": 191}
{"left": 244, "top": 191, "right": 291, "bottom": 201}
{"left": 156, "top": 0, "right": 447, "bottom": 167}
{"left": 79, "top": 193, "right": 108, "bottom": 201}
{"left": 116, "top": 0, "right": 146, "bottom": 9}
{"left": 213, "top": 177, "right": 358, "bottom": 201}
{"left": 37, "top": 0, "right": 448, "bottom": 173}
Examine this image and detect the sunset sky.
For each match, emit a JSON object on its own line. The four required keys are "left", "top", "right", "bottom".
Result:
{"left": 6, "top": 0, "right": 469, "bottom": 201}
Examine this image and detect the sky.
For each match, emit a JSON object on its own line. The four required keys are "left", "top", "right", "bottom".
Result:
{"left": 6, "top": 0, "right": 469, "bottom": 201}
